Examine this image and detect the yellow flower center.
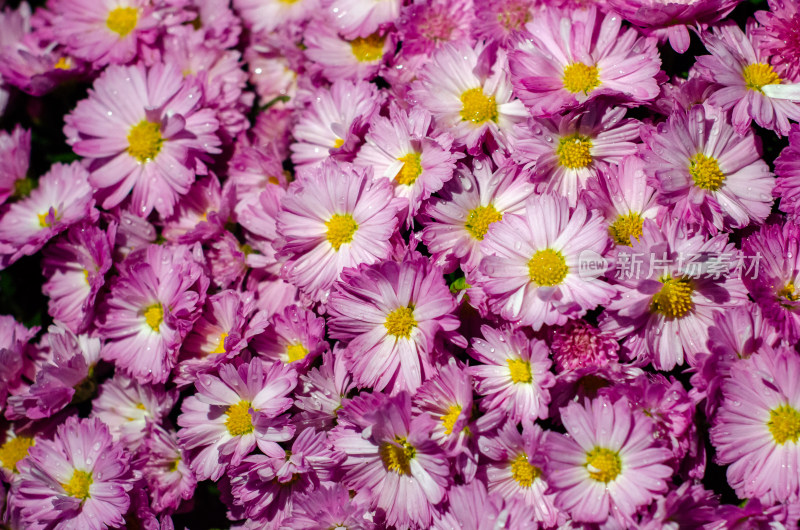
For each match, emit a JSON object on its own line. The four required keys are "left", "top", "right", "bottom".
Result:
{"left": 563, "top": 62, "right": 600, "bottom": 94}
{"left": 778, "top": 283, "right": 800, "bottom": 303}
{"left": 54, "top": 57, "right": 72, "bottom": 70}
{"left": 127, "top": 120, "right": 163, "bottom": 163}
{"left": 349, "top": 32, "right": 386, "bottom": 62}
{"left": 225, "top": 400, "right": 254, "bottom": 437}
{"left": 465, "top": 204, "right": 502, "bottom": 240}
{"left": 286, "top": 342, "right": 309, "bottom": 363}
{"left": 459, "top": 88, "right": 498, "bottom": 124}
{"left": 379, "top": 437, "right": 415, "bottom": 475}
{"left": 384, "top": 306, "right": 417, "bottom": 339}
{"left": 609, "top": 211, "right": 644, "bottom": 246}
{"left": 106, "top": 6, "right": 138, "bottom": 37}
{"left": 333, "top": 138, "right": 345, "bottom": 148}
{"left": 441, "top": 405, "right": 462, "bottom": 435}
{"left": 209, "top": 332, "right": 228, "bottom": 355}
{"left": 37, "top": 208, "right": 58, "bottom": 228}
{"left": 689, "top": 153, "right": 725, "bottom": 191}
{"left": 0, "top": 437, "right": 34, "bottom": 473}
{"left": 143, "top": 303, "right": 163, "bottom": 332}
{"left": 556, "top": 134, "right": 593, "bottom": 169}
{"left": 396, "top": 152, "right": 422, "bottom": 186}
{"left": 527, "top": 248, "right": 568, "bottom": 286}
{"left": 743, "top": 63, "right": 781, "bottom": 93}
{"left": 510, "top": 453, "right": 541, "bottom": 487}
{"left": 651, "top": 276, "right": 694, "bottom": 319}
{"left": 585, "top": 447, "right": 621, "bottom": 483}
{"left": 768, "top": 404, "right": 800, "bottom": 445}
{"left": 507, "top": 358, "right": 533, "bottom": 384}
{"left": 325, "top": 213, "right": 358, "bottom": 251}
{"left": 62, "top": 469, "right": 93, "bottom": 500}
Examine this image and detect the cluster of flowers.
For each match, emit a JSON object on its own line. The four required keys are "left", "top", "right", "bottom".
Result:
{"left": 0, "top": 0, "right": 800, "bottom": 527}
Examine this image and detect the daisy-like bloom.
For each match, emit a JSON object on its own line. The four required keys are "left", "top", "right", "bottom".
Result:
{"left": 421, "top": 157, "right": 536, "bottom": 273}
{"left": 282, "top": 484, "right": 376, "bottom": 530}
{"left": 64, "top": 62, "right": 221, "bottom": 218}
{"left": 324, "top": 0, "right": 400, "bottom": 39}
{"left": 742, "top": 222, "right": 800, "bottom": 343}
{"left": 640, "top": 104, "right": 774, "bottom": 234}
{"left": 711, "top": 347, "right": 800, "bottom": 504}
{"left": 275, "top": 160, "right": 401, "bottom": 303}
{"left": 161, "top": 175, "right": 231, "bottom": 244}
{"left": 98, "top": 244, "right": 209, "bottom": 384}
{"left": 413, "top": 363, "right": 474, "bottom": 456}
{"left": 397, "top": 0, "right": 472, "bottom": 56}
{"left": 775, "top": 123, "right": 800, "bottom": 217}
{"left": 410, "top": 41, "right": 527, "bottom": 153}
{"left": 0, "top": 162, "right": 96, "bottom": 267}
{"left": 330, "top": 392, "right": 449, "bottom": 528}
{"left": 15, "top": 417, "right": 136, "bottom": 529}
{"left": 583, "top": 155, "right": 661, "bottom": 247}
{"left": 472, "top": 0, "right": 536, "bottom": 47}
{"left": 545, "top": 395, "right": 673, "bottom": 525}
{"left": 549, "top": 319, "right": 620, "bottom": 373}
{"left": 511, "top": 104, "right": 640, "bottom": 206}
{"left": 694, "top": 21, "right": 800, "bottom": 136}
{"left": 294, "top": 349, "right": 355, "bottom": 431}
{"left": 328, "top": 252, "right": 465, "bottom": 394}
{"left": 41, "top": 222, "right": 114, "bottom": 334}
{"left": 91, "top": 374, "right": 176, "bottom": 450}
{"left": 477, "top": 193, "right": 616, "bottom": 330}
{"left": 250, "top": 304, "right": 328, "bottom": 370}
{"left": 754, "top": 0, "right": 800, "bottom": 80}
{"left": 141, "top": 426, "right": 196, "bottom": 515}
{"left": 0, "top": 125, "right": 31, "bottom": 205}
{"left": 355, "top": 104, "right": 459, "bottom": 224}
{"left": 468, "top": 325, "right": 555, "bottom": 423}
{"left": 47, "top": 0, "right": 163, "bottom": 66}
{"left": 479, "top": 422, "right": 561, "bottom": 526}
{"left": 290, "top": 80, "right": 379, "bottom": 171}
{"left": 236, "top": 187, "right": 284, "bottom": 275}
{"left": 228, "top": 142, "right": 289, "bottom": 205}
{"left": 177, "top": 358, "right": 297, "bottom": 481}
{"left": 509, "top": 7, "right": 661, "bottom": 117}
{"left": 234, "top": 0, "right": 315, "bottom": 33}
{"left": 304, "top": 20, "right": 390, "bottom": 82}
{"left": 602, "top": 219, "right": 748, "bottom": 371}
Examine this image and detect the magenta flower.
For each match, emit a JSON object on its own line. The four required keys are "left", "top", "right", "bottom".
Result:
{"left": 775, "top": 123, "right": 800, "bottom": 217}
{"left": 141, "top": 426, "right": 196, "bottom": 514}
{"left": 303, "top": 19, "right": 390, "bottom": 83}
{"left": 64, "top": 62, "right": 221, "bottom": 217}
{"left": 234, "top": 0, "right": 315, "bottom": 33}
{"left": 397, "top": 0, "right": 472, "bottom": 55}
{"left": 282, "top": 484, "right": 376, "bottom": 530}
{"left": 637, "top": 482, "right": 720, "bottom": 529}
{"left": 293, "top": 349, "right": 355, "bottom": 431}
{"left": 250, "top": 304, "right": 328, "bottom": 370}
{"left": 0, "top": 125, "right": 30, "bottom": 205}
{"left": 509, "top": 7, "right": 661, "bottom": 116}
{"left": 328, "top": 252, "right": 465, "bottom": 394}
{"left": 15, "top": 417, "right": 136, "bottom": 530}
{"left": 323, "top": 0, "right": 400, "bottom": 39}
{"left": 471, "top": 0, "right": 536, "bottom": 47}
{"left": 433, "top": 479, "right": 540, "bottom": 529}
{"left": 98, "top": 244, "right": 208, "bottom": 384}
{"left": 549, "top": 319, "right": 620, "bottom": 373}
{"left": 545, "top": 396, "right": 672, "bottom": 525}
{"left": 412, "top": 362, "right": 474, "bottom": 456}
{"left": 754, "top": 0, "right": 800, "bottom": 80}
{"left": 177, "top": 358, "right": 296, "bottom": 481}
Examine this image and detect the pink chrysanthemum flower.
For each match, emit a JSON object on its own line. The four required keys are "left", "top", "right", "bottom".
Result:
{"left": 293, "top": 349, "right": 355, "bottom": 431}
{"left": 328, "top": 252, "right": 465, "bottom": 394}
{"left": 477, "top": 193, "right": 616, "bottom": 330}
{"left": 290, "top": 80, "right": 379, "bottom": 171}
{"left": 161, "top": 175, "right": 231, "bottom": 244}
{"left": 775, "top": 123, "right": 800, "bottom": 217}
{"left": 694, "top": 21, "right": 800, "bottom": 136}
{"left": 471, "top": 0, "right": 536, "bottom": 47}
{"left": 641, "top": 104, "right": 774, "bottom": 234}
{"left": 98, "top": 244, "right": 208, "bottom": 384}
{"left": 234, "top": 0, "right": 315, "bottom": 33}
{"left": 511, "top": 104, "right": 640, "bottom": 206}
{"left": 282, "top": 484, "right": 376, "bottom": 530}
{"left": 236, "top": 187, "right": 283, "bottom": 275}
{"left": 410, "top": 42, "right": 526, "bottom": 153}
{"left": 275, "top": 160, "right": 401, "bottom": 303}
{"left": 468, "top": 325, "right": 555, "bottom": 423}
{"left": 250, "top": 304, "right": 328, "bottom": 370}
{"left": 479, "top": 422, "right": 561, "bottom": 526}
{"left": 91, "top": 373, "right": 176, "bottom": 451}
{"left": 0, "top": 162, "right": 96, "bottom": 267}
{"left": 15, "top": 417, "right": 136, "bottom": 530}
{"left": 711, "top": 347, "right": 800, "bottom": 504}
{"left": 601, "top": 219, "right": 748, "bottom": 370}
{"left": 754, "top": 0, "right": 800, "bottom": 80}
{"left": 141, "top": 426, "right": 196, "bottom": 514}
{"left": 397, "top": 0, "right": 472, "bottom": 56}
{"left": 583, "top": 155, "right": 661, "bottom": 247}
{"left": 421, "top": 157, "right": 536, "bottom": 273}
{"left": 64, "top": 62, "right": 221, "bottom": 218}
{"left": 545, "top": 395, "right": 672, "bottom": 525}
{"left": 509, "top": 7, "right": 661, "bottom": 117}
{"left": 304, "top": 20, "right": 390, "bottom": 82}
{"left": 177, "top": 358, "right": 296, "bottom": 481}
{"left": 742, "top": 222, "right": 800, "bottom": 343}
{"left": 549, "top": 319, "right": 620, "bottom": 373}
{"left": 412, "top": 362, "right": 474, "bottom": 456}
{"left": 0, "top": 125, "right": 31, "bottom": 206}
{"left": 42, "top": 222, "right": 114, "bottom": 334}
{"left": 330, "top": 392, "right": 449, "bottom": 528}
{"left": 47, "top": 0, "right": 163, "bottom": 66}
{"left": 180, "top": 0, "right": 242, "bottom": 49}
{"left": 355, "top": 104, "right": 459, "bottom": 225}
{"left": 323, "top": 0, "right": 400, "bottom": 39}
{"left": 637, "top": 482, "right": 720, "bottom": 529}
